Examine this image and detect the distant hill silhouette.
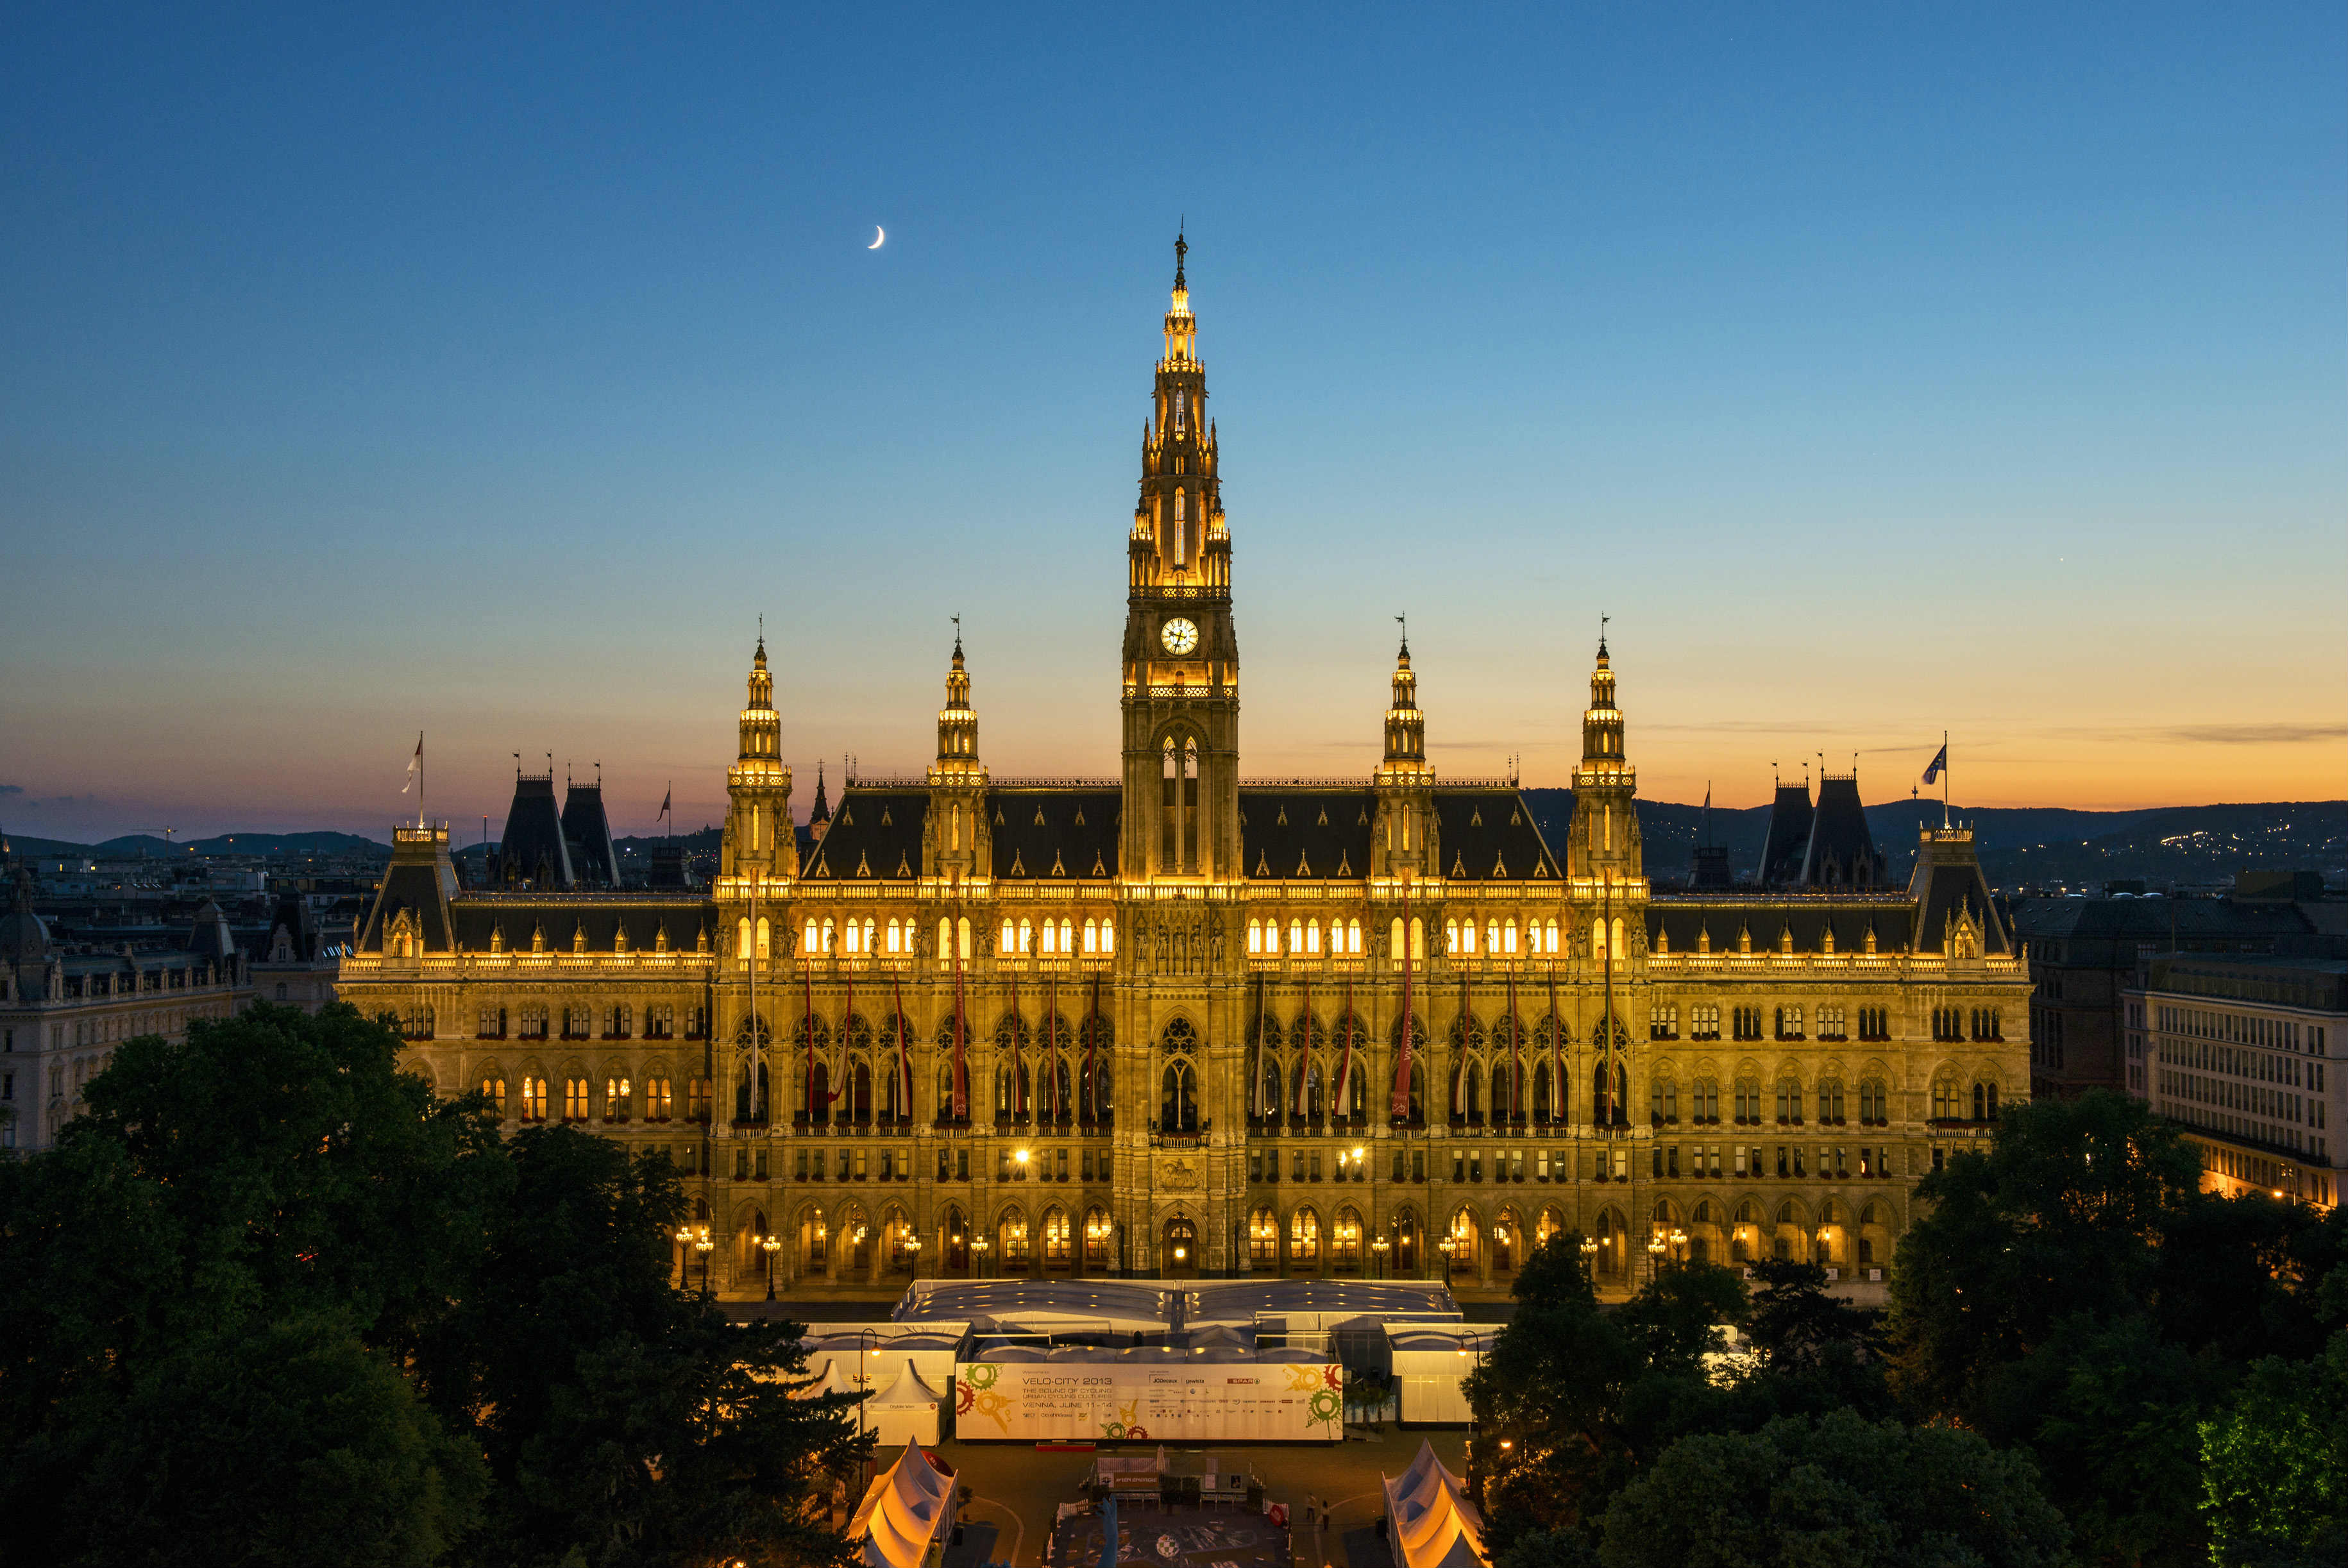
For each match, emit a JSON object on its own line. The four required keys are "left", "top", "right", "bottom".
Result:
{"left": 12, "top": 804, "right": 2341, "bottom": 888}
{"left": 1519, "top": 791, "right": 2346, "bottom": 887}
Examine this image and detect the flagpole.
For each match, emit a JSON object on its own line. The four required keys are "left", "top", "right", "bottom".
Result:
{"left": 1942, "top": 730, "right": 1950, "bottom": 830}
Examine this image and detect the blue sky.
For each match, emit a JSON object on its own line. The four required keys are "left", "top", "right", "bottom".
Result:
{"left": 3, "top": 4, "right": 2342, "bottom": 842}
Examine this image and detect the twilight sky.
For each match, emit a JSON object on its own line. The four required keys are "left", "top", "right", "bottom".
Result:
{"left": 3, "top": 4, "right": 2342, "bottom": 845}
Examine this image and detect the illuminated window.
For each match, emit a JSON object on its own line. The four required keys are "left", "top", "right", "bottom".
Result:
{"left": 1000, "top": 920, "right": 1016, "bottom": 955}
{"left": 649, "top": 1078, "right": 673, "bottom": 1120}
{"left": 1488, "top": 920, "right": 1501, "bottom": 954}
{"left": 802, "top": 918, "right": 816, "bottom": 956}
{"left": 563, "top": 1077, "right": 589, "bottom": 1121}
{"left": 959, "top": 917, "right": 973, "bottom": 959}
{"left": 1247, "top": 920, "right": 1262, "bottom": 954}
{"left": 738, "top": 918, "right": 753, "bottom": 969}
{"left": 1083, "top": 918, "right": 1099, "bottom": 954}
{"left": 521, "top": 1077, "right": 548, "bottom": 1121}
{"left": 1300, "top": 919, "right": 1315, "bottom": 954}
{"left": 1099, "top": 919, "right": 1115, "bottom": 954}
{"left": 1019, "top": 918, "right": 1033, "bottom": 955}
{"left": 479, "top": 1077, "right": 507, "bottom": 1117}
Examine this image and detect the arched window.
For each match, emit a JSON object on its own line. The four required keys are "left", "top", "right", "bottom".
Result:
{"left": 737, "top": 918, "right": 752, "bottom": 969}
{"left": 1973, "top": 1081, "right": 1998, "bottom": 1120}
{"left": 1161, "top": 1059, "right": 1198, "bottom": 1131}
{"left": 1289, "top": 1208, "right": 1321, "bottom": 1265}
{"left": 1390, "top": 918, "right": 1406, "bottom": 961}
{"left": 957, "top": 917, "right": 972, "bottom": 960}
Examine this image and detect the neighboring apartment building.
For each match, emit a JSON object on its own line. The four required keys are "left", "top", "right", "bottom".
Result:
{"left": 0, "top": 865, "right": 251, "bottom": 1152}
{"left": 2013, "top": 880, "right": 2343, "bottom": 1100}
{"left": 2128, "top": 954, "right": 2345, "bottom": 1208}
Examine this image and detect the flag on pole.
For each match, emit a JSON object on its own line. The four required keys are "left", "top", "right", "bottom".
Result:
{"left": 401, "top": 732, "right": 422, "bottom": 792}
{"left": 658, "top": 786, "right": 672, "bottom": 820}
{"left": 1921, "top": 742, "right": 1948, "bottom": 785}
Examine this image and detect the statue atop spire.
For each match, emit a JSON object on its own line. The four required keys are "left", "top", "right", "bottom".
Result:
{"left": 1174, "top": 229, "right": 1187, "bottom": 290}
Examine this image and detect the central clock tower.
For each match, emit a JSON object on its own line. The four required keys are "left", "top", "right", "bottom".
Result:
{"left": 1122, "top": 233, "right": 1240, "bottom": 882}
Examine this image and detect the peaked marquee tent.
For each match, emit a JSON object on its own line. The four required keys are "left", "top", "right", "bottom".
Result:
{"left": 867, "top": 1359, "right": 946, "bottom": 1446}
{"left": 1381, "top": 1439, "right": 1491, "bottom": 1568}
{"left": 850, "top": 1444, "right": 957, "bottom": 1568}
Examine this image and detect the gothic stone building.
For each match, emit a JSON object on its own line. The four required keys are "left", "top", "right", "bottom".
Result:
{"left": 338, "top": 242, "right": 2031, "bottom": 1296}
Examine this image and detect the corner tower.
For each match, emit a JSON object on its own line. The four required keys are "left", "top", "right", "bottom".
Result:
{"left": 924, "top": 634, "right": 990, "bottom": 880}
{"left": 722, "top": 636, "right": 796, "bottom": 882}
{"left": 1371, "top": 632, "right": 1437, "bottom": 878}
{"left": 1122, "top": 233, "right": 1239, "bottom": 881}
{"left": 1569, "top": 633, "right": 1642, "bottom": 882}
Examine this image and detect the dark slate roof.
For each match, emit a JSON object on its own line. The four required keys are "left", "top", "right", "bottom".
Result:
{"left": 1905, "top": 833, "right": 2010, "bottom": 955}
{"left": 802, "top": 787, "right": 931, "bottom": 881}
{"left": 990, "top": 789, "right": 1120, "bottom": 880}
{"left": 1241, "top": 788, "right": 1374, "bottom": 879}
{"left": 560, "top": 782, "right": 620, "bottom": 888}
{"left": 186, "top": 898, "right": 237, "bottom": 961}
{"left": 500, "top": 775, "right": 573, "bottom": 888}
{"left": 1646, "top": 898, "right": 1914, "bottom": 956}
{"left": 1756, "top": 784, "right": 1813, "bottom": 886}
{"left": 2009, "top": 898, "right": 2315, "bottom": 942}
{"left": 357, "top": 846, "right": 459, "bottom": 954}
{"left": 1433, "top": 788, "right": 1562, "bottom": 881}
{"left": 445, "top": 896, "right": 717, "bottom": 955}
{"left": 1798, "top": 775, "right": 1883, "bottom": 888}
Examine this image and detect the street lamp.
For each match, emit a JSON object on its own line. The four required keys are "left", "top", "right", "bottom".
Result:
{"left": 1015, "top": 1147, "right": 1030, "bottom": 1180}
{"left": 972, "top": 1236, "right": 991, "bottom": 1279}
{"left": 1371, "top": 1233, "right": 1390, "bottom": 1280}
{"left": 761, "top": 1231, "right": 782, "bottom": 1301}
{"left": 695, "top": 1224, "right": 714, "bottom": 1293}
{"left": 674, "top": 1224, "right": 695, "bottom": 1288}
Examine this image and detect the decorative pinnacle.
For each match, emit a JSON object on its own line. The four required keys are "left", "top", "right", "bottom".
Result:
{"left": 951, "top": 612, "right": 963, "bottom": 662}
{"left": 1174, "top": 230, "right": 1187, "bottom": 289}
{"left": 1396, "top": 613, "right": 1409, "bottom": 660}
{"left": 1598, "top": 612, "right": 1610, "bottom": 657}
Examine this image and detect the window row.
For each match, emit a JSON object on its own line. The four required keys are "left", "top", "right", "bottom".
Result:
{"left": 476, "top": 1074, "right": 702, "bottom": 1123}
{"left": 475, "top": 1002, "right": 691, "bottom": 1041}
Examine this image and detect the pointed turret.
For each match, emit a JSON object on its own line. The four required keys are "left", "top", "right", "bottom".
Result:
{"left": 1372, "top": 628, "right": 1437, "bottom": 877}
{"left": 926, "top": 631, "right": 990, "bottom": 877}
{"left": 808, "top": 763, "right": 832, "bottom": 842}
{"left": 1381, "top": 633, "right": 1426, "bottom": 771}
{"left": 1568, "top": 631, "right": 1642, "bottom": 881}
{"left": 722, "top": 631, "right": 795, "bottom": 881}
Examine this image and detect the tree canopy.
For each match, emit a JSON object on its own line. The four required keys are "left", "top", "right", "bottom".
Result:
{"left": 0, "top": 1002, "right": 865, "bottom": 1568}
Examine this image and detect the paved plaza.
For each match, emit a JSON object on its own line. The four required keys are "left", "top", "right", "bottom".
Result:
{"left": 931, "top": 1427, "right": 1458, "bottom": 1568}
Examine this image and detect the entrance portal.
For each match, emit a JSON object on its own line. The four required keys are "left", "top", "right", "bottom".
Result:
{"left": 1161, "top": 1216, "right": 1199, "bottom": 1278}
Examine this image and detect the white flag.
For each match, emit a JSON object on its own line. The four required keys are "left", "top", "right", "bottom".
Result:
{"left": 401, "top": 732, "right": 422, "bottom": 792}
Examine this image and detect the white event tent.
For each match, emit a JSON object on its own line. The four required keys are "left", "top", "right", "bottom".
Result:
{"left": 1381, "top": 1440, "right": 1491, "bottom": 1568}
{"left": 850, "top": 1444, "right": 957, "bottom": 1568}
{"left": 866, "top": 1359, "right": 947, "bottom": 1446}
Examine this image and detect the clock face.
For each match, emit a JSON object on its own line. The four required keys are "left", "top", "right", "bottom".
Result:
{"left": 1160, "top": 616, "right": 1200, "bottom": 656}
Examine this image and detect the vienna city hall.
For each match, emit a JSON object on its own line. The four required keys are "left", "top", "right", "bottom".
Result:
{"left": 340, "top": 240, "right": 2031, "bottom": 1297}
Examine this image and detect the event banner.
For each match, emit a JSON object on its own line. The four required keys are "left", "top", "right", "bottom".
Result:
{"left": 954, "top": 1359, "right": 1344, "bottom": 1442}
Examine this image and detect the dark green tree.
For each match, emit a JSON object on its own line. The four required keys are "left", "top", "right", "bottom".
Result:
{"left": 1592, "top": 1409, "right": 2070, "bottom": 1568}
{"left": 2199, "top": 1329, "right": 2348, "bottom": 1568}
{"left": 0, "top": 1004, "right": 863, "bottom": 1568}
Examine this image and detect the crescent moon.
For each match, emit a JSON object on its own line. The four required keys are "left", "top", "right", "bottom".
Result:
{"left": 869, "top": 225, "right": 884, "bottom": 249}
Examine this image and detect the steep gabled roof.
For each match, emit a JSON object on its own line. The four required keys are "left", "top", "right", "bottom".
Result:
{"left": 989, "top": 788, "right": 1120, "bottom": 880}
{"left": 445, "top": 895, "right": 716, "bottom": 954}
{"left": 1433, "top": 788, "right": 1560, "bottom": 881}
{"left": 560, "top": 782, "right": 620, "bottom": 888}
{"left": 499, "top": 775, "right": 573, "bottom": 888}
{"left": 1240, "top": 788, "right": 1372, "bottom": 880}
{"left": 1798, "top": 774, "right": 1882, "bottom": 888}
{"left": 1755, "top": 783, "right": 1812, "bottom": 886}
{"left": 802, "top": 788, "right": 929, "bottom": 881}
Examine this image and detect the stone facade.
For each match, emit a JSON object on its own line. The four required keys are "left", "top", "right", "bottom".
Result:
{"left": 337, "top": 240, "right": 2032, "bottom": 1297}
